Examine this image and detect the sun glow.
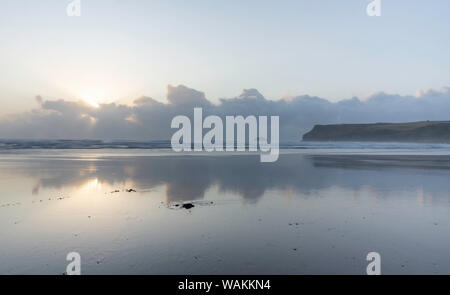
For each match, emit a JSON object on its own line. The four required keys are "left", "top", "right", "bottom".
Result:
{"left": 81, "top": 97, "right": 100, "bottom": 108}
{"left": 77, "top": 89, "right": 105, "bottom": 108}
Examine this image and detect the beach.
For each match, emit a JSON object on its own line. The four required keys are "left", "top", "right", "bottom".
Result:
{"left": 1, "top": 148, "right": 450, "bottom": 274}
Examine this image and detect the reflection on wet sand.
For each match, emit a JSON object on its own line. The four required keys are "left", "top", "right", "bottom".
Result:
{"left": 3, "top": 153, "right": 450, "bottom": 204}
{"left": 2, "top": 151, "right": 450, "bottom": 274}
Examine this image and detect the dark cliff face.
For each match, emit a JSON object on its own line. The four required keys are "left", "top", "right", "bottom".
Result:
{"left": 302, "top": 121, "right": 450, "bottom": 142}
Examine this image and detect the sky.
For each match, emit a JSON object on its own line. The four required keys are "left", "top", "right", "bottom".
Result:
{"left": 0, "top": 0, "right": 449, "bottom": 140}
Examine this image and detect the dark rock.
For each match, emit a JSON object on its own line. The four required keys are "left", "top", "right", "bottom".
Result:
{"left": 181, "top": 203, "right": 195, "bottom": 209}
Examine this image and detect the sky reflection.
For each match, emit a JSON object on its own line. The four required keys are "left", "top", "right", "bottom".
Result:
{"left": 2, "top": 153, "right": 450, "bottom": 205}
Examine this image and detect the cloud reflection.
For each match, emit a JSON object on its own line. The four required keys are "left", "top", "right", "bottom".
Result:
{"left": 4, "top": 153, "right": 450, "bottom": 204}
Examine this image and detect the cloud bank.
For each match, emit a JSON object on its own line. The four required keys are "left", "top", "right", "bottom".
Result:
{"left": 1, "top": 85, "right": 450, "bottom": 141}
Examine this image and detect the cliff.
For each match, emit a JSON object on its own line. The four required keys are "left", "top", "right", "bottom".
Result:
{"left": 302, "top": 121, "right": 450, "bottom": 142}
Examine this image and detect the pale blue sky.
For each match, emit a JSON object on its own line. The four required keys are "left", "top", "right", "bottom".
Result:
{"left": 1, "top": 0, "right": 450, "bottom": 115}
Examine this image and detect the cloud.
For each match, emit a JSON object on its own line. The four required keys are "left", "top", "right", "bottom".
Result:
{"left": 166, "top": 85, "right": 211, "bottom": 107}
{"left": 1, "top": 85, "right": 450, "bottom": 140}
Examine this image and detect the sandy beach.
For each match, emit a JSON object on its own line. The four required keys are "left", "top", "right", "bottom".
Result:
{"left": 1, "top": 149, "right": 450, "bottom": 274}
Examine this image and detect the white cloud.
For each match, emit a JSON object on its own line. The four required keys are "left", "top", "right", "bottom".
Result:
{"left": 1, "top": 85, "right": 450, "bottom": 140}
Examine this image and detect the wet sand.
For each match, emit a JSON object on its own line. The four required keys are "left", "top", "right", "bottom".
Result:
{"left": 1, "top": 150, "right": 450, "bottom": 274}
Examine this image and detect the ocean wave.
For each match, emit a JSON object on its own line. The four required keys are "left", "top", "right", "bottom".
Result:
{"left": 1, "top": 140, "right": 450, "bottom": 150}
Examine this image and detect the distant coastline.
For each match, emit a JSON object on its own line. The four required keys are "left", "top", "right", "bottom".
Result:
{"left": 302, "top": 121, "right": 450, "bottom": 143}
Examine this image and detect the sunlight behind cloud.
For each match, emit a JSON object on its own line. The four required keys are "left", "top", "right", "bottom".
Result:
{"left": 77, "top": 88, "right": 107, "bottom": 108}
{"left": 81, "top": 97, "right": 100, "bottom": 108}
